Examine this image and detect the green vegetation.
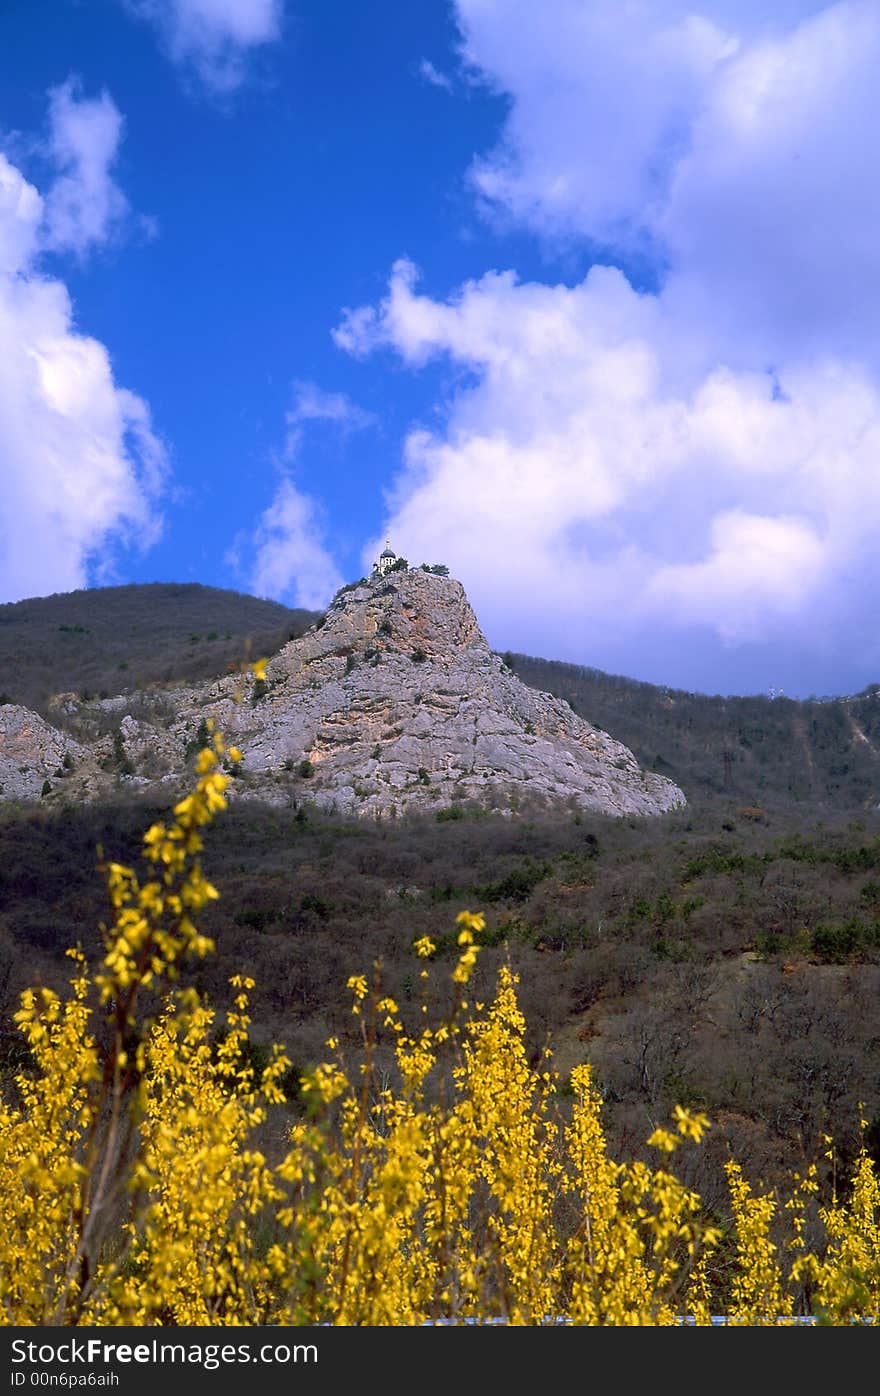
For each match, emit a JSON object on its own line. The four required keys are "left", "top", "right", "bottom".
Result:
{"left": 329, "top": 577, "right": 367, "bottom": 604}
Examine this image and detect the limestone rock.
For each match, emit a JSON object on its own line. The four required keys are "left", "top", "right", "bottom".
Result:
{"left": 174, "top": 569, "right": 686, "bottom": 819}
{"left": 0, "top": 569, "right": 687, "bottom": 819}
{"left": 0, "top": 704, "right": 88, "bottom": 801}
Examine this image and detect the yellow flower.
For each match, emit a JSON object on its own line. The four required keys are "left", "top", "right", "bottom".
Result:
{"left": 647, "top": 1127, "right": 678, "bottom": 1154}
{"left": 455, "top": 910, "right": 486, "bottom": 933}
{"left": 672, "top": 1106, "right": 711, "bottom": 1143}
{"left": 7, "top": 718, "right": 879, "bottom": 1330}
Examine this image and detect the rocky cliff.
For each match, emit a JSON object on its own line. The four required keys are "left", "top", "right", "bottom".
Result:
{"left": 0, "top": 568, "right": 686, "bottom": 819}
{"left": 0, "top": 705, "right": 87, "bottom": 801}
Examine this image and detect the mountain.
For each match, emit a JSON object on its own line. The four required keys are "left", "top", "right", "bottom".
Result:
{"left": 2, "top": 573, "right": 880, "bottom": 813}
{"left": 0, "top": 568, "right": 684, "bottom": 819}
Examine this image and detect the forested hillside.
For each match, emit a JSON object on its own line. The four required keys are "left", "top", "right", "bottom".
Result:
{"left": 505, "top": 652, "right": 880, "bottom": 813}
{"left": 0, "top": 582, "right": 315, "bottom": 715}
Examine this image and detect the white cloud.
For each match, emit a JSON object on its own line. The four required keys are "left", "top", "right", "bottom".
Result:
{"left": 249, "top": 477, "right": 343, "bottom": 610}
{"left": 283, "top": 379, "right": 376, "bottom": 459}
{"left": 42, "top": 79, "right": 129, "bottom": 259}
{"left": 646, "top": 511, "right": 827, "bottom": 642}
{"left": 418, "top": 59, "right": 453, "bottom": 92}
{"left": 457, "top": 0, "right": 880, "bottom": 368}
{"left": 0, "top": 154, "right": 42, "bottom": 275}
{"left": 659, "top": 1, "right": 880, "bottom": 369}
{"left": 0, "top": 121, "right": 165, "bottom": 604}
{"left": 458, "top": 0, "right": 739, "bottom": 249}
{"left": 336, "top": 258, "right": 880, "bottom": 693}
{"left": 331, "top": 1, "right": 880, "bottom": 694}
{"left": 123, "top": 0, "right": 283, "bottom": 92}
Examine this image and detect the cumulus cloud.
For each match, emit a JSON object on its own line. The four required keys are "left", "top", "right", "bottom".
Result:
{"left": 659, "top": 1, "right": 880, "bottom": 369}
{"left": 232, "top": 384, "right": 366, "bottom": 607}
{"left": 335, "top": 256, "right": 880, "bottom": 694}
{"left": 331, "top": 1, "right": 880, "bottom": 694}
{"left": 41, "top": 79, "right": 129, "bottom": 259}
{"left": 123, "top": 0, "right": 283, "bottom": 93}
{"left": 646, "top": 512, "right": 827, "bottom": 643}
{"left": 248, "top": 477, "right": 344, "bottom": 611}
{"left": 0, "top": 154, "right": 42, "bottom": 275}
{"left": 461, "top": 0, "right": 737, "bottom": 251}
{"left": 458, "top": 0, "right": 880, "bottom": 367}
{"left": 0, "top": 105, "right": 165, "bottom": 603}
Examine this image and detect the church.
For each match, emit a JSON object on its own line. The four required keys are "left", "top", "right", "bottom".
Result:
{"left": 372, "top": 540, "right": 399, "bottom": 577}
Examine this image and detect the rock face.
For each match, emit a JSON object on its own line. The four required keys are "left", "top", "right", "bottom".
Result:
{"left": 0, "top": 705, "right": 87, "bottom": 801}
{"left": 0, "top": 569, "right": 686, "bottom": 819}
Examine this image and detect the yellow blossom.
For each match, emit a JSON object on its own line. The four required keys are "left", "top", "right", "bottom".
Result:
{"left": 2, "top": 719, "right": 878, "bottom": 1328}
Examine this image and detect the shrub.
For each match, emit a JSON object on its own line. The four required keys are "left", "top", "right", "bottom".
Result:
{"left": 1, "top": 732, "right": 878, "bottom": 1326}
{"left": 112, "top": 729, "right": 134, "bottom": 776}
{"left": 330, "top": 579, "right": 367, "bottom": 605}
{"left": 476, "top": 857, "right": 551, "bottom": 903}
{"left": 186, "top": 717, "right": 213, "bottom": 759}
{"left": 810, "top": 917, "right": 879, "bottom": 962}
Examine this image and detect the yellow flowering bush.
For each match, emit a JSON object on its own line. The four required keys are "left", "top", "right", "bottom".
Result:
{"left": 0, "top": 729, "right": 878, "bottom": 1326}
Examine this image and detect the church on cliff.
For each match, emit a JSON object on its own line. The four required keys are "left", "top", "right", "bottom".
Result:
{"left": 372, "top": 541, "right": 399, "bottom": 577}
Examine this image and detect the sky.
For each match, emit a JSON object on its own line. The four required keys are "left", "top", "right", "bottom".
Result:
{"left": 2, "top": 0, "right": 880, "bottom": 700}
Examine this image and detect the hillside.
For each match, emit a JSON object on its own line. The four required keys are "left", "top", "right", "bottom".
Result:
{"left": 1, "top": 578, "right": 879, "bottom": 1203}
{"left": 2, "top": 776, "right": 878, "bottom": 1203}
{"left": 0, "top": 582, "right": 316, "bottom": 716}
{"left": 2, "top": 580, "right": 880, "bottom": 812}
{"left": 505, "top": 653, "right": 880, "bottom": 814}
{"left": 25, "top": 567, "right": 678, "bottom": 820}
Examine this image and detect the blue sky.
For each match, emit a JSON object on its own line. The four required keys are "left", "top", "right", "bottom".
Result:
{"left": 2, "top": 1, "right": 880, "bottom": 700}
